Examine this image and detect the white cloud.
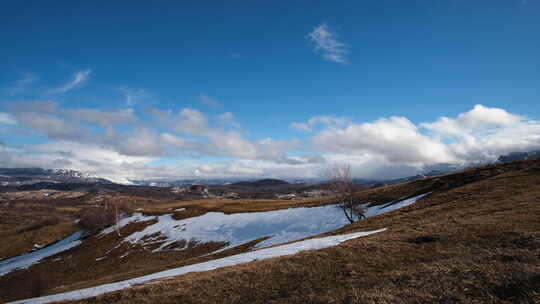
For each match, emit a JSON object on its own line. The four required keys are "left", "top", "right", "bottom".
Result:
{"left": 312, "top": 104, "right": 540, "bottom": 168}
{"left": 47, "top": 69, "right": 92, "bottom": 94}
{"left": 65, "top": 108, "right": 138, "bottom": 127}
{"left": 421, "top": 104, "right": 539, "bottom": 162}
{"left": 2, "top": 102, "right": 539, "bottom": 181}
{"left": 422, "top": 104, "right": 523, "bottom": 137}
{"left": 172, "top": 108, "right": 211, "bottom": 136}
{"left": 291, "top": 115, "right": 350, "bottom": 132}
{"left": 313, "top": 116, "right": 457, "bottom": 165}
{"left": 115, "top": 128, "right": 165, "bottom": 157}
{"left": 199, "top": 94, "right": 222, "bottom": 108}
{"left": 14, "top": 112, "right": 86, "bottom": 140}
{"left": 307, "top": 23, "right": 349, "bottom": 65}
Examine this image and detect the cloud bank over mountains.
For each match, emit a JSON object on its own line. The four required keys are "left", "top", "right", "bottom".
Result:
{"left": 0, "top": 101, "right": 538, "bottom": 182}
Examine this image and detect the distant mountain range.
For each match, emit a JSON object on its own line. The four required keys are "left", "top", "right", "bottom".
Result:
{"left": 497, "top": 150, "right": 540, "bottom": 163}
{"left": 0, "top": 168, "right": 112, "bottom": 186}
{"left": 230, "top": 178, "right": 290, "bottom": 188}
{"left": 1, "top": 150, "right": 538, "bottom": 189}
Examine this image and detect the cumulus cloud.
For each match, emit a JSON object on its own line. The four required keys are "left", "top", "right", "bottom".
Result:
{"left": 47, "top": 69, "right": 92, "bottom": 94}
{"left": 312, "top": 116, "right": 457, "bottom": 165}
{"left": 114, "top": 128, "right": 165, "bottom": 157}
{"left": 312, "top": 104, "right": 540, "bottom": 168}
{"left": 307, "top": 23, "right": 349, "bottom": 65}
{"left": 2, "top": 102, "right": 539, "bottom": 181}
{"left": 421, "top": 105, "right": 539, "bottom": 163}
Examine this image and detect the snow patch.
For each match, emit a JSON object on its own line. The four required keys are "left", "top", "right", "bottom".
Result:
{"left": 0, "top": 231, "right": 84, "bottom": 276}
{"left": 99, "top": 213, "right": 155, "bottom": 236}
{"left": 99, "top": 193, "right": 429, "bottom": 253}
{"left": 365, "top": 193, "right": 430, "bottom": 217}
{"left": 123, "top": 205, "right": 353, "bottom": 252}
{"left": 8, "top": 228, "right": 386, "bottom": 304}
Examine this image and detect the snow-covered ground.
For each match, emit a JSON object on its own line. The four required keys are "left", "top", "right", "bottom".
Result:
{"left": 0, "top": 193, "right": 428, "bottom": 279}
{"left": 8, "top": 228, "right": 387, "bottom": 304}
{"left": 0, "top": 231, "right": 84, "bottom": 277}
{"left": 364, "top": 193, "right": 431, "bottom": 217}
{"left": 99, "top": 213, "right": 155, "bottom": 236}
{"left": 123, "top": 205, "right": 354, "bottom": 252}
{"left": 101, "top": 193, "right": 429, "bottom": 253}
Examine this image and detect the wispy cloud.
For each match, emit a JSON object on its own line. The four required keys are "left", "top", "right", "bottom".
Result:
{"left": 307, "top": 23, "right": 349, "bottom": 65}
{"left": 118, "top": 87, "right": 151, "bottom": 107}
{"left": 199, "top": 93, "right": 222, "bottom": 108}
{"left": 4, "top": 72, "right": 38, "bottom": 96}
{"left": 47, "top": 69, "right": 92, "bottom": 94}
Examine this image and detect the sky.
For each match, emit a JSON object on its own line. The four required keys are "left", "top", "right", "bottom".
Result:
{"left": 1, "top": 0, "right": 539, "bottom": 183}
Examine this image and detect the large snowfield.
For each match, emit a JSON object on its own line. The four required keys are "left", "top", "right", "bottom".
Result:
{"left": 110, "top": 193, "right": 429, "bottom": 252}
{"left": 8, "top": 228, "right": 387, "bottom": 304}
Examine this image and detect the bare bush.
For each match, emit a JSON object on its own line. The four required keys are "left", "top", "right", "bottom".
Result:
{"left": 325, "top": 163, "right": 365, "bottom": 223}
{"left": 79, "top": 202, "right": 133, "bottom": 234}
{"left": 79, "top": 209, "right": 116, "bottom": 232}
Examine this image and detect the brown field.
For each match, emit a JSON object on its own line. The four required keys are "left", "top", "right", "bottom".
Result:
{"left": 144, "top": 196, "right": 334, "bottom": 214}
{"left": 1, "top": 158, "right": 539, "bottom": 303}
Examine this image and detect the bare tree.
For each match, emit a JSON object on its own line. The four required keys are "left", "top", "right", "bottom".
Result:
{"left": 325, "top": 163, "right": 365, "bottom": 223}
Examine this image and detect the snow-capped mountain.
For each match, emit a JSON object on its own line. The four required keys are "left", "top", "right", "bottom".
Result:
{"left": 0, "top": 168, "right": 114, "bottom": 186}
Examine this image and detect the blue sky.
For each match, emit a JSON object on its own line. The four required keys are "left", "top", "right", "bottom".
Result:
{"left": 1, "top": 1, "right": 539, "bottom": 182}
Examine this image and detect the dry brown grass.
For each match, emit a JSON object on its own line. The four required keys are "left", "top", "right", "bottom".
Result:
{"left": 143, "top": 196, "right": 334, "bottom": 215}
{"left": 68, "top": 159, "right": 539, "bottom": 304}
{"left": 0, "top": 201, "right": 79, "bottom": 260}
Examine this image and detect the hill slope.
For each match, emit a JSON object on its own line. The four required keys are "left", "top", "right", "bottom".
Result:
{"left": 1, "top": 158, "right": 539, "bottom": 303}
{"left": 66, "top": 159, "right": 540, "bottom": 303}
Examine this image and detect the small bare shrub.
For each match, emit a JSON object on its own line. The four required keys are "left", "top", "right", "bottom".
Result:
{"left": 79, "top": 209, "right": 116, "bottom": 232}
{"left": 79, "top": 202, "right": 133, "bottom": 234}
{"left": 325, "top": 163, "right": 366, "bottom": 223}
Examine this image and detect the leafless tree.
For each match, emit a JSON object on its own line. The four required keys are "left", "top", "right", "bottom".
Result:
{"left": 325, "top": 163, "right": 365, "bottom": 223}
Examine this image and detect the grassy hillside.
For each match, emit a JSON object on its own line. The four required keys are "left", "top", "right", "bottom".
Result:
{"left": 73, "top": 159, "right": 540, "bottom": 304}
{"left": 1, "top": 158, "right": 539, "bottom": 303}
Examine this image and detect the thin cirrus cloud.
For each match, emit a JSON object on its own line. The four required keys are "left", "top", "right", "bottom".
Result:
{"left": 307, "top": 23, "right": 349, "bottom": 65}
{"left": 47, "top": 69, "right": 92, "bottom": 94}
{"left": 4, "top": 72, "right": 38, "bottom": 96}
{"left": 118, "top": 87, "right": 151, "bottom": 107}
{"left": 199, "top": 93, "right": 222, "bottom": 108}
